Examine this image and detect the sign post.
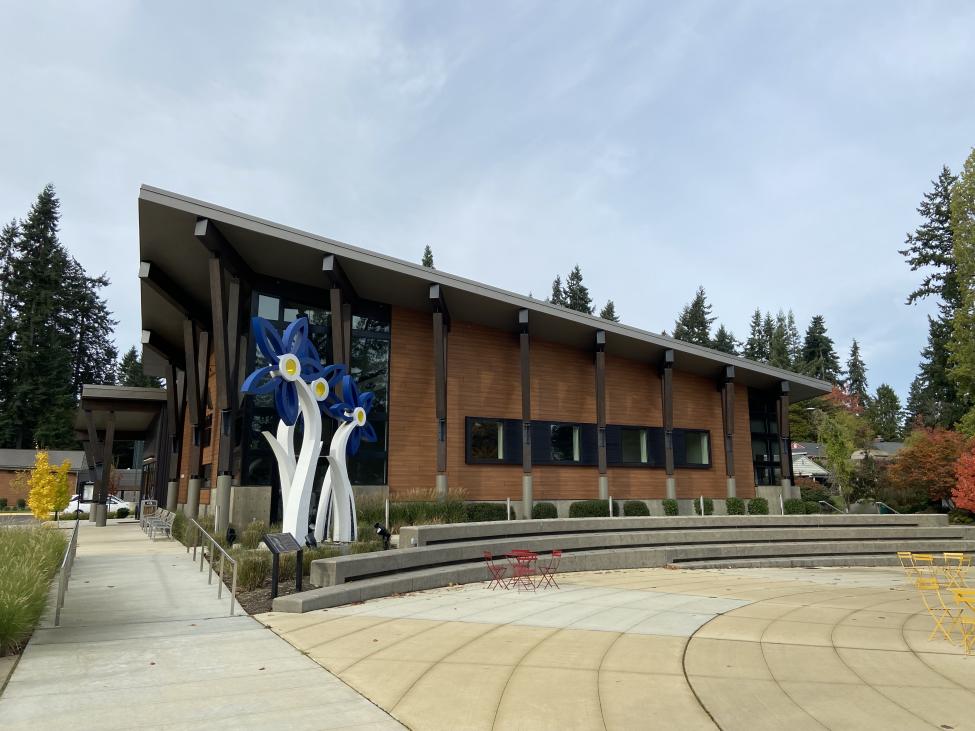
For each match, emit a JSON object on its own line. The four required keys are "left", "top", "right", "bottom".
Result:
{"left": 262, "top": 532, "right": 304, "bottom": 599}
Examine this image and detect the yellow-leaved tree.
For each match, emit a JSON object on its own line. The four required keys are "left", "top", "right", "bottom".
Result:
{"left": 26, "top": 451, "right": 72, "bottom": 520}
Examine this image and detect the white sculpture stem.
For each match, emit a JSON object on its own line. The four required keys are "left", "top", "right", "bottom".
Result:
{"left": 315, "top": 420, "right": 358, "bottom": 543}
{"left": 262, "top": 421, "right": 296, "bottom": 513}
{"left": 278, "top": 380, "right": 323, "bottom": 541}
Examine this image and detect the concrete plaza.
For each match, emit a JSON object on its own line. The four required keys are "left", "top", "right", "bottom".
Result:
{"left": 260, "top": 565, "right": 975, "bottom": 731}
{"left": 0, "top": 523, "right": 401, "bottom": 731}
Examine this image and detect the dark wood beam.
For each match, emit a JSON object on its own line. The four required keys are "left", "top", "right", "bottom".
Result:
{"left": 99, "top": 411, "right": 116, "bottom": 503}
{"left": 429, "top": 283, "right": 451, "bottom": 331}
{"left": 520, "top": 309, "right": 531, "bottom": 475}
{"left": 139, "top": 261, "right": 209, "bottom": 326}
{"left": 595, "top": 330, "right": 607, "bottom": 477}
{"left": 433, "top": 309, "right": 447, "bottom": 475}
{"left": 661, "top": 349, "right": 675, "bottom": 477}
{"left": 84, "top": 410, "right": 101, "bottom": 467}
{"left": 720, "top": 365, "right": 735, "bottom": 479}
{"left": 777, "top": 381, "right": 792, "bottom": 483}
{"left": 329, "top": 288, "right": 350, "bottom": 367}
{"left": 208, "top": 255, "right": 231, "bottom": 413}
{"left": 194, "top": 218, "right": 255, "bottom": 283}
{"left": 322, "top": 254, "right": 358, "bottom": 302}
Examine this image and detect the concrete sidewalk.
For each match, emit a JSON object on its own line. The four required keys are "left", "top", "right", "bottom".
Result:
{"left": 0, "top": 522, "right": 401, "bottom": 731}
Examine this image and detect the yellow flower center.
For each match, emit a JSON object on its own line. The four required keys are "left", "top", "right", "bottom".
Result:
{"left": 315, "top": 381, "right": 327, "bottom": 398}
{"left": 284, "top": 358, "right": 298, "bottom": 376}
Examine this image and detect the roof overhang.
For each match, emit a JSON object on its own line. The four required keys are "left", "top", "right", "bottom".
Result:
{"left": 138, "top": 185, "right": 832, "bottom": 401}
{"left": 74, "top": 385, "right": 166, "bottom": 441}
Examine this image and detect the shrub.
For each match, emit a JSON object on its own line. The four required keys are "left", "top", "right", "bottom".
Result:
{"left": 693, "top": 498, "right": 714, "bottom": 516}
{"left": 0, "top": 525, "right": 67, "bottom": 654}
{"left": 662, "top": 499, "right": 679, "bottom": 516}
{"left": 171, "top": 512, "right": 191, "bottom": 545}
{"left": 747, "top": 497, "right": 769, "bottom": 515}
{"left": 569, "top": 499, "right": 619, "bottom": 518}
{"left": 115, "top": 507, "right": 130, "bottom": 519}
{"left": 0, "top": 498, "right": 7, "bottom": 509}
{"left": 16, "top": 499, "right": 26, "bottom": 510}
{"left": 350, "top": 537, "right": 383, "bottom": 554}
{"left": 783, "top": 498, "right": 804, "bottom": 515}
{"left": 532, "top": 502, "right": 557, "bottom": 519}
{"left": 239, "top": 520, "right": 267, "bottom": 550}
{"left": 465, "top": 503, "right": 512, "bottom": 522}
{"left": 949, "top": 509, "right": 975, "bottom": 525}
{"left": 803, "top": 501, "right": 820, "bottom": 514}
{"left": 302, "top": 545, "right": 340, "bottom": 576}
{"left": 622, "top": 501, "right": 650, "bottom": 517}
{"left": 797, "top": 479, "right": 830, "bottom": 505}
{"left": 236, "top": 550, "right": 271, "bottom": 591}
{"left": 725, "top": 497, "right": 745, "bottom": 515}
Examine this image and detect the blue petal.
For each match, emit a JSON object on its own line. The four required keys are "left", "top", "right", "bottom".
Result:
{"left": 275, "top": 382, "right": 300, "bottom": 425}
{"left": 339, "top": 375, "right": 360, "bottom": 408}
{"left": 252, "top": 317, "right": 284, "bottom": 361}
{"left": 359, "top": 391, "right": 374, "bottom": 414}
{"left": 327, "top": 402, "right": 353, "bottom": 422}
{"left": 299, "top": 357, "right": 325, "bottom": 381}
{"left": 241, "top": 365, "right": 277, "bottom": 395}
{"left": 347, "top": 428, "right": 361, "bottom": 455}
{"left": 360, "top": 422, "right": 377, "bottom": 443}
{"left": 322, "top": 364, "right": 347, "bottom": 386}
{"left": 283, "top": 317, "right": 309, "bottom": 354}
{"left": 298, "top": 338, "right": 322, "bottom": 363}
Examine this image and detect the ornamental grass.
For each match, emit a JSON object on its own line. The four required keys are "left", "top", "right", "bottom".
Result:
{"left": 0, "top": 525, "right": 66, "bottom": 655}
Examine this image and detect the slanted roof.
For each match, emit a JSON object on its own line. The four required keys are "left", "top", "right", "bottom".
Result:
{"left": 138, "top": 185, "right": 832, "bottom": 401}
{"left": 791, "top": 441, "right": 824, "bottom": 458}
{"left": 793, "top": 453, "right": 829, "bottom": 477}
{"left": 73, "top": 385, "right": 167, "bottom": 441}
{"left": 0, "top": 449, "right": 87, "bottom": 471}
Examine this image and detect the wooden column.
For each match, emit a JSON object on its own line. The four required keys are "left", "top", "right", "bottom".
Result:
{"left": 430, "top": 285, "right": 450, "bottom": 500}
{"left": 95, "top": 411, "right": 115, "bottom": 527}
{"left": 661, "top": 349, "right": 676, "bottom": 500}
{"left": 719, "top": 365, "right": 736, "bottom": 497}
{"left": 777, "top": 380, "right": 792, "bottom": 487}
{"left": 595, "top": 330, "right": 607, "bottom": 500}
{"left": 519, "top": 309, "right": 533, "bottom": 516}
{"left": 207, "top": 255, "right": 241, "bottom": 477}
{"left": 323, "top": 254, "right": 355, "bottom": 369}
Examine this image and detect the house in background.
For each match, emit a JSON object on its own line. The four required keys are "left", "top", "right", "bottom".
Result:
{"left": 0, "top": 449, "right": 87, "bottom": 507}
{"left": 790, "top": 442, "right": 830, "bottom": 484}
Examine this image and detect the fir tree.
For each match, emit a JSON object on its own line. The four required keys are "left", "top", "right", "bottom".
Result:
{"left": 599, "top": 300, "right": 620, "bottom": 322}
{"left": 845, "top": 339, "right": 869, "bottom": 405}
{"left": 712, "top": 324, "right": 738, "bottom": 355}
{"left": 904, "top": 375, "right": 933, "bottom": 432}
{"left": 801, "top": 315, "right": 841, "bottom": 382}
{"left": 742, "top": 308, "right": 768, "bottom": 362}
{"left": 563, "top": 265, "right": 594, "bottom": 314}
{"left": 786, "top": 310, "right": 801, "bottom": 368}
{"left": 949, "top": 149, "right": 975, "bottom": 430}
{"left": 119, "top": 346, "right": 161, "bottom": 388}
{"left": 867, "top": 383, "right": 903, "bottom": 441}
{"left": 768, "top": 310, "right": 790, "bottom": 369}
{"left": 549, "top": 276, "right": 565, "bottom": 307}
{"left": 421, "top": 245, "right": 434, "bottom": 268}
{"left": 672, "top": 286, "right": 715, "bottom": 347}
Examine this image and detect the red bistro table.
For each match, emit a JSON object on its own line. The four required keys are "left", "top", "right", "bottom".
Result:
{"left": 506, "top": 551, "right": 538, "bottom": 591}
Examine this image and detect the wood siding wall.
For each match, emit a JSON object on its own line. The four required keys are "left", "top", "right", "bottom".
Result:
{"left": 387, "top": 305, "right": 757, "bottom": 501}
{"left": 177, "top": 353, "right": 218, "bottom": 506}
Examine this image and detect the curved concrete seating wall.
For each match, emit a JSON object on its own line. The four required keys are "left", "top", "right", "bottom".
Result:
{"left": 398, "top": 514, "right": 949, "bottom": 547}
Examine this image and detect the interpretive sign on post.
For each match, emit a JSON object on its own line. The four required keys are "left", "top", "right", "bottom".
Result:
{"left": 263, "top": 532, "right": 304, "bottom": 599}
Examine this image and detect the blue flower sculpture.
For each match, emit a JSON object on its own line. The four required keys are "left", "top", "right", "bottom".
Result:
{"left": 241, "top": 317, "right": 345, "bottom": 425}
{"left": 327, "top": 374, "right": 377, "bottom": 455}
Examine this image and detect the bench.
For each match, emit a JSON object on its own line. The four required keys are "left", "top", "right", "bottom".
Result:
{"left": 143, "top": 508, "right": 175, "bottom": 541}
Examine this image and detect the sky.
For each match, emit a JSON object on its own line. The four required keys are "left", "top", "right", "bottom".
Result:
{"left": 1, "top": 1, "right": 974, "bottom": 402}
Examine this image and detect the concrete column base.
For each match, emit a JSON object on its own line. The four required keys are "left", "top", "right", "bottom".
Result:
{"left": 94, "top": 503, "right": 107, "bottom": 527}
{"left": 666, "top": 476, "right": 677, "bottom": 500}
{"left": 598, "top": 474, "right": 608, "bottom": 500}
{"left": 186, "top": 478, "right": 201, "bottom": 519}
{"left": 522, "top": 474, "right": 533, "bottom": 518}
{"left": 782, "top": 478, "right": 799, "bottom": 501}
{"left": 230, "top": 485, "right": 272, "bottom": 530}
{"left": 166, "top": 480, "right": 178, "bottom": 513}
{"left": 726, "top": 476, "right": 736, "bottom": 498}
{"left": 214, "top": 474, "right": 232, "bottom": 534}
{"left": 434, "top": 474, "right": 448, "bottom": 502}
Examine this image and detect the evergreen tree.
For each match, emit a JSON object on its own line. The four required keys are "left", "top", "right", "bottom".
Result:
{"left": 867, "top": 383, "right": 903, "bottom": 441}
{"left": 786, "top": 310, "right": 801, "bottom": 368}
{"left": 118, "top": 346, "right": 161, "bottom": 388}
{"left": 62, "top": 259, "right": 117, "bottom": 396}
{"left": 548, "top": 276, "right": 565, "bottom": 307}
{"left": 599, "top": 300, "right": 620, "bottom": 322}
{"left": 904, "top": 375, "right": 933, "bottom": 432}
{"left": 768, "top": 310, "right": 790, "bottom": 369}
{"left": 712, "top": 324, "right": 738, "bottom": 355}
{"left": 421, "top": 245, "right": 434, "bottom": 268}
{"left": 0, "top": 220, "right": 19, "bottom": 423}
{"left": 845, "top": 339, "right": 869, "bottom": 405}
{"left": 0, "top": 219, "right": 17, "bottom": 311}
{"left": 563, "top": 265, "right": 594, "bottom": 314}
{"left": 672, "top": 286, "right": 715, "bottom": 347}
{"left": 742, "top": 308, "right": 768, "bottom": 361}
{"left": 900, "top": 165, "right": 967, "bottom": 428}
{"left": 801, "top": 315, "right": 841, "bottom": 382}
{"left": 949, "top": 149, "right": 975, "bottom": 430}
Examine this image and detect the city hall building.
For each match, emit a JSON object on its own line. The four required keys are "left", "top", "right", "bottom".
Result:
{"left": 136, "top": 186, "right": 830, "bottom": 520}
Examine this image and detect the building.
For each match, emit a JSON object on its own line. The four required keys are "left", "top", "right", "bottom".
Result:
{"left": 0, "top": 449, "right": 86, "bottom": 507}
{"left": 137, "top": 186, "right": 831, "bottom": 522}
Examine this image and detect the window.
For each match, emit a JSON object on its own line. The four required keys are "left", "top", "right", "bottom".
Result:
{"left": 678, "top": 430, "right": 710, "bottom": 467}
{"left": 470, "top": 420, "right": 505, "bottom": 461}
{"left": 551, "top": 424, "right": 581, "bottom": 462}
{"left": 257, "top": 294, "right": 279, "bottom": 320}
{"left": 750, "top": 395, "right": 784, "bottom": 486}
{"left": 621, "top": 427, "right": 648, "bottom": 463}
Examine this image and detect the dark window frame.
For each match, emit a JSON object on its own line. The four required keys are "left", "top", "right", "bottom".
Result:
{"left": 674, "top": 428, "right": 713, "bottom": 469}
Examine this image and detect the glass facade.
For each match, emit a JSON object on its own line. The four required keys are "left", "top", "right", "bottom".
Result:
{"left": 241, "top": 292, "right": 390, "bottom": 522}
{"left": 749, "top": 395, "right": 782, "bottom": 486}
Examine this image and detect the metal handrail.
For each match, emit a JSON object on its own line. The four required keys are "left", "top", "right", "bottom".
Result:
{"left": 818, "top": 500, "right": 844, "bottom": 514}
{"left": 54, "top": 520, "right": 80, "bottom": 627}
{"left": 186, "top": 518, "right": 238, "bottom": 616}
{"left": 876, "top": 501, "right": 901, "bottom": 514}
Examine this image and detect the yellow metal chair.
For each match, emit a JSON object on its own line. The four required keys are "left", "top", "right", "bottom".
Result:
{"left": 897, "top": 551, "right": 919, "bottom": 577}
{"left": 916, "top": 577, "right": 963, "bottom": 643}
{"left": 942, "top": 552, "right": 971, "bottom": 588}
{"left": 960, "top": 617, "right": 975, "bottom": 655}
{"left": 912, "top": 553, "right": 939, "bottom": 578}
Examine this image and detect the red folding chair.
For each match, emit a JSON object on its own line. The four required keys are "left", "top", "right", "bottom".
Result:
{"left": 507, "top": 551, "right": 539, "bottom": 591}
{"left": 537, "top": 550, "right": 562, "bottom": 589}
{"left": 483, "top": 551, "right": 509, "bottom": 590}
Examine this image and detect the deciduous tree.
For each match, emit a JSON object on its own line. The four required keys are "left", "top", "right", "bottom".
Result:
{"left": 953, "top": 446, "right": 975, "bottom": 513}
{"left": 26, "top": 450, "right": 71, "bottom": 520}
{"left": 888, "top": 427, "right": 969, "bottom": 505}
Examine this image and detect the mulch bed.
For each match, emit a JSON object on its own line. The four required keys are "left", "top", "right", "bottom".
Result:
{"left": 234, "top": 575, "right": 311, "bottom": 615}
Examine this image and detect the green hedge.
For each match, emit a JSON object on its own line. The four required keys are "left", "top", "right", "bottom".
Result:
{"left": 693, "top": 498, "right": 714, "bottom": 516}
{"left": 662, "top": 499, "right": 679, "bottom": 516}
{"left": 568, "top": 500, "right": 619, "bottom": 518}
{"left": 623, "top": 501, "right": 650, "bottom": 516}
{"left": 531, "top": 502, "right": 558, "bottom": 519}
{"left": 783, "top": 498, "right": 804, "bottom": 515}
{"left": 726, "top": 497, "right": 745, "bottom": 515}
{"left": 115, "top": 507, "right": 130, "bottom": 519}
{"left": 803, "top": 500, "right": 821, "bottom": 514}
{"left": 465, "top": 503, "right": 513, "bottom": 522}
{"left": 747, "top": 497, "right": 769, "bottom": 515}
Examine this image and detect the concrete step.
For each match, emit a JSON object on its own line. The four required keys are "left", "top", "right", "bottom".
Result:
{"left": 675, "top": 555, "right": 902, "bottom": 570}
